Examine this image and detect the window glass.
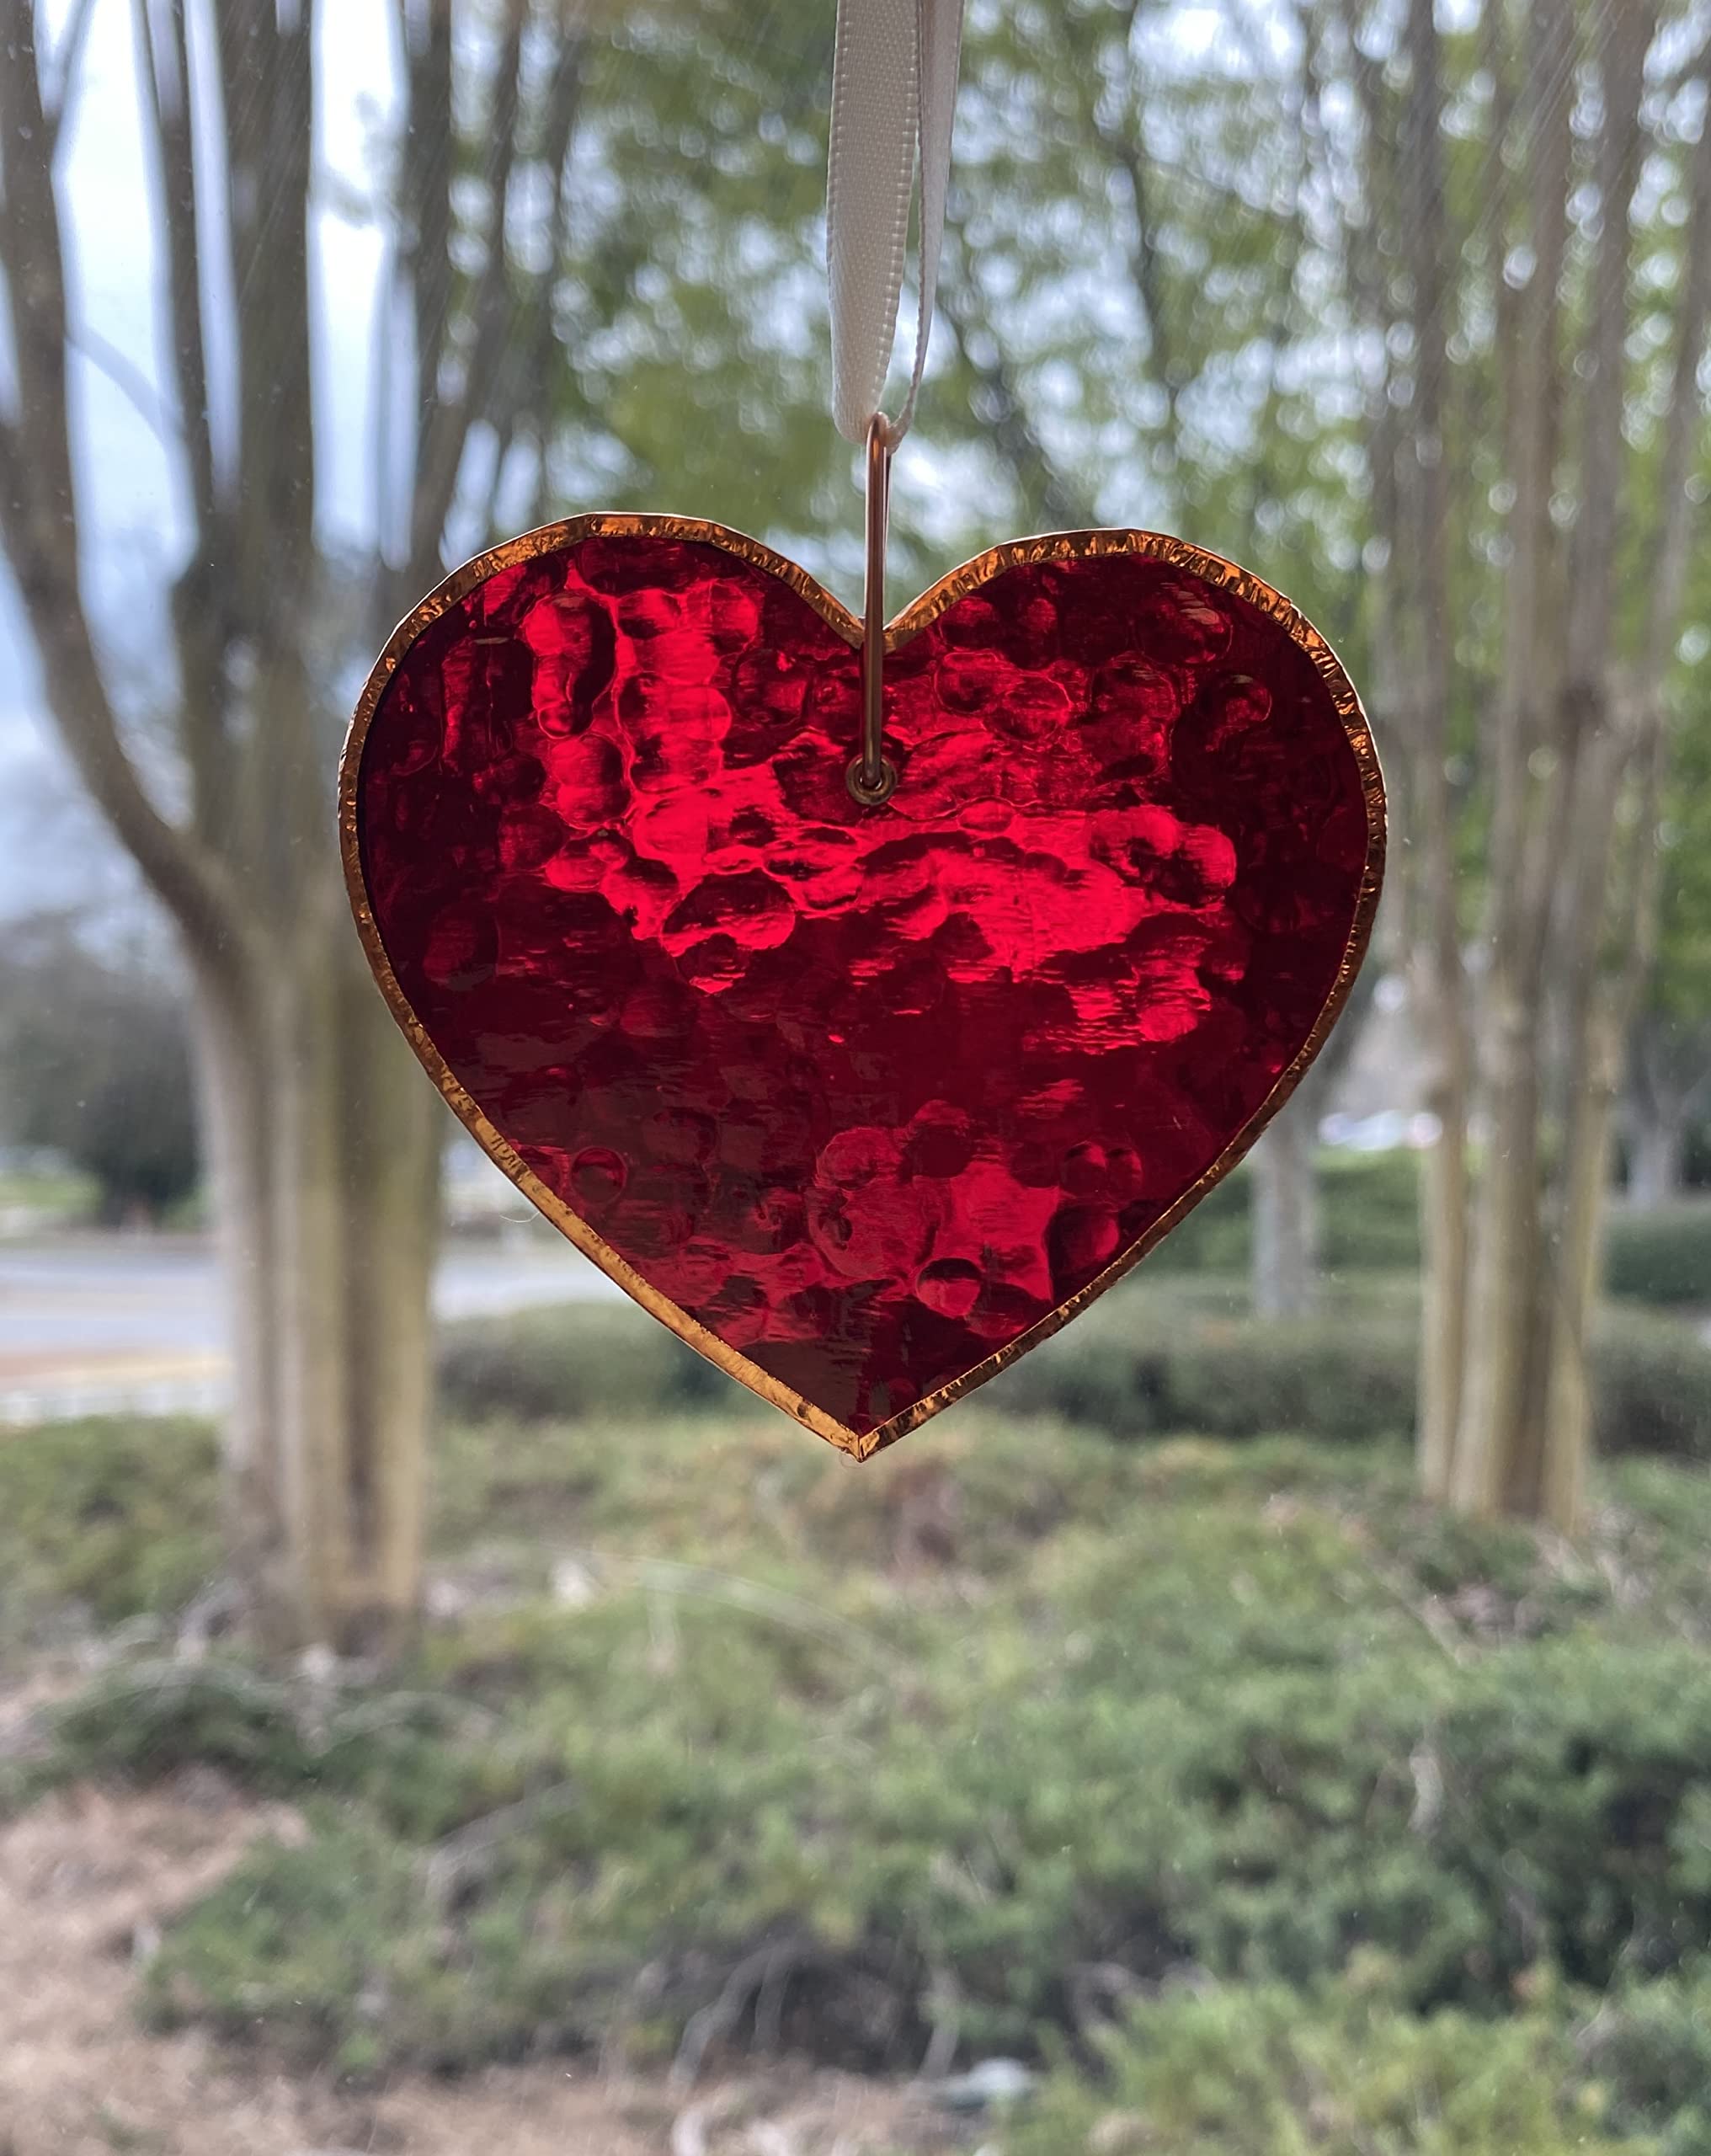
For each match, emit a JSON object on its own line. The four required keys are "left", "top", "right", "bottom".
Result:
{"left": 2, "top": 3, "right": 1709, "bottom": 2148}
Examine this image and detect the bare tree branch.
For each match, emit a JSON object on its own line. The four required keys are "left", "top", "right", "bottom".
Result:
{"left": 1565, "top": 0, "right": 1656, "bottom": 691}
{"left": 399, "top": 0, "right": 456, "bottom": 494}
{"left": 66, "top": 318, "right": 179, "bottom": 445}
{"left": 0, "top": 429, "right": 244, "bottom": 969}
{"left": 216, "top": 0, "right": 316, "bottom": 644}
{"left": 1490, "top": 0, "right": 1573, "bottom": 973}
{"left": 135, "top": 0, "right": 222, "bottom": 551}
{"left": 407, "top": 0, "right": 528, "bottom": 587}
{"left": 1397, "top": 0, "right": 1459, "bottom": 1001}
{"left": 1328, "top": 0, "right": 1403, "bottom": 670}
{"left": 937, "top": 248, "right": 1095, "bottom": 531}
{"left": 133, "top": 0, "right": 237, "bottom": 846}
{"left": 44, "top": 0, "right": 101, "bottom": 157}
{"left": 445, "top": 12, "right": 589, "bottom": 550}
{"left": 1639, "top": 61, "right": 1711, "bottom": 686}
{"left": 1240, "top": 0, "right": 1312, "bottom": 552}
{"left": 1090, "top": 0, "right": 1182, "bottom": 458}
{"left": 522, "top": 28, "right": 589, "bottom": 528}
{"left": 0, "top": 2, "right": 246, "bottom": 971}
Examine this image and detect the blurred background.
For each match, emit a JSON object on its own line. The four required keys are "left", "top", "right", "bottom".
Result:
{"left": 5, "top": 0, "right": 1711, "bottom": 2148}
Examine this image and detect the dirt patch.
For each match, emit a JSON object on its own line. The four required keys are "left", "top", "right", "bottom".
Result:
{"left": 0, "top": 1785, "right": 962, "bottom": 2154}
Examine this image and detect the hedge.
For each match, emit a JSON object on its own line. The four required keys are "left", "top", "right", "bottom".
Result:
{"left": 1603, "top": 1200, "right": 1711, "bottom": 1306}
{"left": 1146, "top": 1150, "right": 1422, "bottom": 1278}
{"left": 438, "top": 1290, "right": 1711, "bottom": 1460}
{"left": 437, "top": 1297, "right": 728, "bottom": 1422}
{"left": 1144, "top": 1151, "right": 1711, "bottom": 1310}
{"left": 989, "top": 1296, "right": 1711, "bottom": 1458}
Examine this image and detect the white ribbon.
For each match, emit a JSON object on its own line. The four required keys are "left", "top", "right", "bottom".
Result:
{"left": 827, "top": 0, "right": 966, "bottom": 446}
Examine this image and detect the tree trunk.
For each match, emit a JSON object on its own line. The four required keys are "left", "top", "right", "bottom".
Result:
{"left": 1536, "top": 1009, "right": 1623, "bottom": 1535}
{"left": 1415, "top": 1111, "right": 1469, "bottom": 1502}
{"left": 1625, "top": 1023, "right": 1694, "bottom": 1209}
{"left": 1628, "top": 1112, "right": 1686, "bottom": 1209}
{"left": 0, "top": 0, "right": 592, "bottom": 1653}
{"left": 1452, "top": 979, "right": 1543, "bottom": 1518}
{"left": 191, "top": 926, "right": 440, "bottom": 1655}
{"left": 1250, "top": 1098, "right": 1320, "bottom": 1320}
{"left": 1337, "top": 0, "right": 1700, "bottom": 1533}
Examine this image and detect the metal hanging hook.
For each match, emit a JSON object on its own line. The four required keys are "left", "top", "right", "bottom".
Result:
{"left": 846, "top": 414, "right": 899, "bottom": 808}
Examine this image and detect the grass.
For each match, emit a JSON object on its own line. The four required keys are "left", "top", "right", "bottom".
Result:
{"left": 5, "top": 1390, "right": 1711, "bottom": 2151}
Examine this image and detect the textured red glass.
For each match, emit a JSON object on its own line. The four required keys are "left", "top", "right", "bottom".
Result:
{"left": 356, "top": 533, "right": 1373, "bottom": 1439}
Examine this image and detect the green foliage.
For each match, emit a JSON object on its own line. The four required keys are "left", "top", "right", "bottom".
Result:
{"left": 138, "top": 1813, "right": 426, "bottom": 2076}
{"left": 0, "top": 915, "right": 200, "bottom": 1224}
{"left": 1316, "top": 1151, "right": 1431, "bottom": 1273}
{"left": 1122, "top": 1162, "right": 1253, "bottom": 1276}
{"left": 1148, "top": 1153, "right": 1426, "bottom": 1280}
{"left": 1146, "top": 1164, "right": 1431, "bottom": 1276}
{"left": 988, "top": 1295, "right": 1419, "bottom": 1443}
{"left": 1150, "top": 1153, "right": 1711, "bottom": 1314}
{"left": 435, "top": 1298, "right": 732, "bottom": 1423}
{"left": 1581, "top": 1971, "right": 1711, "bottom": 2152}
{"left": 42, "top": 1662, "right": 320, "bottom": 1792}
{"left": 0, "top": 1416, "right": 219, "bottom": 1646}
{"left": 514, "top": 0, "right": 1414, "bottom": 654}
{"left": 536, "top": 6, "right": 864, "bottom": 589}
{"left": 439, "top": 1285, "right": 1711, "bottom": 1459}
{"left": 1605, "top": 1204, "right": 1711, "bottom": 1307}
{"left": 9, "top": 1407, "right": 1711, "bottom": 2100}
{"left": 1647, "top": 700, "right": 1711, "bottom": 1033}
{"left": 1115, "top": 1308, "right": 1418, "bottom": 1444}
{"left": 1591, "top": 1309, "right": 1711, "bottom": 1459}
{"left": 1010, "top": 1977, "right": 1655, "bottom": 2156}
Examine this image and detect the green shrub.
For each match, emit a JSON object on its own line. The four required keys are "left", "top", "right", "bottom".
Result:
{"left": 1012, "top": 1968, "right": 1711, "bottom": 2156}
{"left": 997, "top": 1295, "right": 1711, "bottom": 1457}
{"left": 83, "top": 1426, "right": 1711, "bottom": 2081}
{"left": 440, "top": 1289, "right": 1711, "bottom": 1459}
{"left": 1132, "top": 1160, "right": 1252, "bottom": 1273}
{"left": 1010, "top": 1977, "right": 1653, "bottom": 2156}
{"left": 1591, "top": 1307, "right": 1711, "bottom": 1457}
{"left": 1143, "top": 1150, "right": 1425, "bottom": 1279}
{"left": 1148, "top": 1311, "right": 1417, "bottom": 1442}
{"left": 1148, "top": 1151, "right": 1711, "bottom": 1315}
{"left": 1320, "top": 1148, "right": 1427, "bottom": 1272}
{"left": 1580, "top": 1970, "right": 1711, "bottom": 2149}
{"left": 141, "top": 1814, "right": 427, "bottom": 2074}
{"left": 42, "top": 1661, "right": 317, "bottom": 1793}
{"left": 29, "top": 1657, "right": 540, "bottom": 1840}
{"left": 0, "top": 1415, "right": 220, "bottom": 1643}
{"left": 982, "top": 1303, "right": 1419, "bottom": 1442}
{"left": 1605, "top": 1201, "right": 1711, "bottom": 1307}
{"left": 15, "top": 1386, "right": 1711, "bottom": 2099}
{"left": 436, "top": 1298, "right": 738, "bottom": 1422}
{"left": 1426, "top": 1642, "right": 1711, "bottom": 1992}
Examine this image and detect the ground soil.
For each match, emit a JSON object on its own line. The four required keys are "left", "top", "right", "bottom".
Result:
{"left": 0, "top": 1784, "right": 963, "bottom": 2156}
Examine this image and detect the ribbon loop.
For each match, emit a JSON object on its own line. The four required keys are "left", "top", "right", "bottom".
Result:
{"left": 828, "top": 0, "right": 965, "bottom": 447}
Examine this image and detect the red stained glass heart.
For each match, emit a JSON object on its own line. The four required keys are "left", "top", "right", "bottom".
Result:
{"left": 343, "top": 518, "right": 1383, "bottom": 1457}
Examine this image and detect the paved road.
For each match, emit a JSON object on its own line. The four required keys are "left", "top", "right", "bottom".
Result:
{"left": 0, "top": 1233, "right": 616, "bottom": 1423}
